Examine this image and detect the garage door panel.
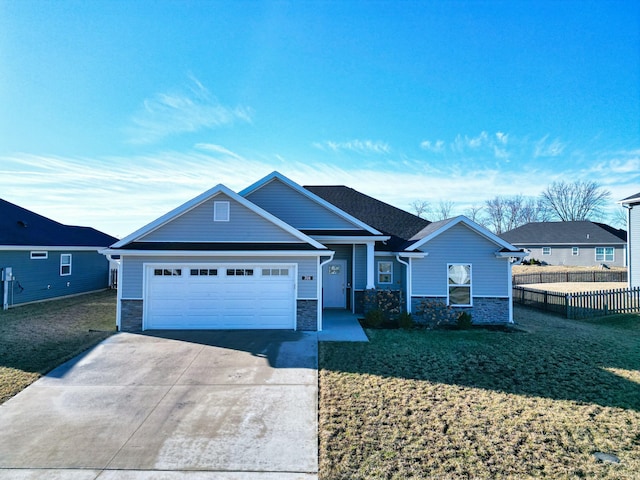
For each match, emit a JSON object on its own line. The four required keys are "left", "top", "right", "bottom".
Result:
{"left": 145, "top": 264, "right": 296, "bottom": 330}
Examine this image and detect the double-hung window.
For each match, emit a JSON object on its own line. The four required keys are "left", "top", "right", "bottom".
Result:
{"left": 377, "top": 261, "right": 393, "bottom": 284}
{"left": 448, "top": 264, "right": 471, "bottom": 307}
{"left": 595, "top": 247, "right": 614, "bottom": 262}
{"left": 60, "top": 254, "right": 72, "bottom": 276}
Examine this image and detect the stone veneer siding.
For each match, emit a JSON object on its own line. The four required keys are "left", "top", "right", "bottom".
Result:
{"left": 296, "top": 299, "right": 318, "bottom": 331}
{"left": 411, "top": 296, "right": 511, "bottom": 324}
{"left": 120, "top": 299, "right": 143, "bottom": 332}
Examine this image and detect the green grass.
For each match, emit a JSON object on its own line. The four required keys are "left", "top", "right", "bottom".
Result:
{"left": 0, "top": 290, "right": 117, "bottom": 404}
{"left": 319, "top": 306, "right": 640, "bottom": 479}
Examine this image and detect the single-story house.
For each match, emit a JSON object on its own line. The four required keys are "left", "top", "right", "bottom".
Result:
{"left": 101, "top": 171, "right": 525, "bottom": 332}
{"left": 500, "top": 221, "right": 627, "bottom": 268}
{"left": 1, "top": 198, "right": 118, "bottom": 309}
{"left": 619, "top": 192, "right": 640, "bottom": 288}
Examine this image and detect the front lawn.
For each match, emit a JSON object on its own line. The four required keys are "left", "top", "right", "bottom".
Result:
{"left": 319, "top": 306, "right": 640, "bottom": 479}
{"left": 0, "top": 290, "right": 116, "bottom": 404}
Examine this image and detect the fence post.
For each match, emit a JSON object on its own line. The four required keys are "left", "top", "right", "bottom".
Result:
{"left": 566, "top": 294, "right": 571, "bottom": 319}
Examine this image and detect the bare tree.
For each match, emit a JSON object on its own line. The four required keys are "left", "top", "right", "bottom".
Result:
{"left": 434, "top": 200, "right": 455, "bottom": 221}
{"left": 610, "top": 206, "right": 628, "bottom": 229}
{"left": 484, "top": 195, "right": 548, "bottom": 234}
{"left": 540, "top": 180, "right": 611, "bottom": 221}
{"left": 464, "top": 204, "right": 484, "bottom": 224}
{"left": 410, "top": 200, "right": 431, "bottom": 219}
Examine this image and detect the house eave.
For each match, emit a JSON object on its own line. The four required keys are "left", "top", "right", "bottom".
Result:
{"left": 0, "top": 245, "right": 105, "bottom": 251}
{"left": 100, "top": 249, "right": 330, "bottom": 257}
{"left": 310, "top": 235, "right": 391, "bottom": 243}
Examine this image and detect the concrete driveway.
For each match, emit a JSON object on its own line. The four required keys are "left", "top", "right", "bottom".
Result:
{"left": 0, "top": 330, "right": 318, "bottom": 479}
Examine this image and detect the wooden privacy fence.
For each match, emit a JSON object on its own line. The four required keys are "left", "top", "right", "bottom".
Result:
{"left": 513, "top": 285, "right": 640, "bottom": 319}
{"left": 512, "top": 270, "right": 627, "bottom": 285}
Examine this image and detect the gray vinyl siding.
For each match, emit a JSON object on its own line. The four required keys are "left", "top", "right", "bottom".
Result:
{"left": 523, "top": 245, "right": 626, "bottom": 267}
{"left": 245, "top": 179, "right": 357, "bottom": 229}
{"left": 139, "top": 194, "right": 302, "bottom": 243}
{"left": 411, "top": 223, "right": 509, "bottom": 297}
{"left": 354, "top": 244, "right": 367, "bottom": 289}
{"left": 630, "top": 206, "right": 640, "bottom": 287}
{"left": 0, "top": 250, "right": 110, "bottom": 306}
{"left": 120, "top": 255, "right": 318, "bottom": 299}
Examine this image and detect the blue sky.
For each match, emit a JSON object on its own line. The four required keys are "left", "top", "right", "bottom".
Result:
{"left": 1, "top": 0, "right": 639, "bottom": 237}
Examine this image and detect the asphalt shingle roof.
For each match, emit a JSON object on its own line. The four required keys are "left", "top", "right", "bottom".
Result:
{"left": 499, "top": 221, "right": 626, "bottom": 245}
{"left": 0, "top": 198, "right": 118, "bottom": 247}
{"left": 304, "top": 185, "right": 430, "bottom": 250}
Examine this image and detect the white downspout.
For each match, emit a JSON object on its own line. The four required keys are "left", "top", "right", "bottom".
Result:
{"left": 395, "top": 255, "right": 411, "bottom": 313}
{"left": 106, "top": 254, "right": 122, "bottom": 331}
{"left": 317, "top": 253, "right": 335, "bottom": 331}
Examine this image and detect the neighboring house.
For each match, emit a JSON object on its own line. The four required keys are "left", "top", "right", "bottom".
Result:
{"left": 102, "top": 172, "right": 525, "bottom": 332}
{"left": 0, "top": 199, "right": 118, "bottom": 309}
{"left": 619, "top": 192, "right": 640, "bottom": 288}
{"left": 500, "top": 221, "right": 627, "bottom": 268}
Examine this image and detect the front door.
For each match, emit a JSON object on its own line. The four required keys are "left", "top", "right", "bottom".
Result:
{"left": 323, "top": 260, "right": 347, "bottom": 308}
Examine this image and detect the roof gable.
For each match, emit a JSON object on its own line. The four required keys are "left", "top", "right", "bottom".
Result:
{"left": 111, "top": 184, "right": 325, "bottom": 250}
{"left": 407, "top": 216, "right": 521, "bottom": 252}
{"left": 0, "top": 198, "right": 117, "bottom": 248}
{"left": 500, "top": 221, "right": 627, "bottom": 245}
{"left": 240, "top": 172, "right": 382, "bottom": 234}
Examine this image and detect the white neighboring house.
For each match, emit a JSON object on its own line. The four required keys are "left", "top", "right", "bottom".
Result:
{"left": 620, "top": 192, "right": 640, "bottom": 288}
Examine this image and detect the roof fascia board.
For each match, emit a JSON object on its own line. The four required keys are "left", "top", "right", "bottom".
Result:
{"left": 378, "top": 251, "right": 427, "bottom": 258}
{"left": 111, "top": 183, "right": 326, "bottom": 250}
{"left": 0, "top": 246, "right": 104, "bottom": 251}
{"left": 619, "top": 196, "right": 640, "bottom": 205}
{"left": 100, "top": 249, "right": 329, "bottom": 257}
{"left": 509, "top": 242, "right": 626, "bottom": 246}
{"left": 407, "top": 215, "right": 520, "bottom": 252}
{"left": 239, "top": 171, "right": 384, "bottom": 235}
{"left": 310, "top": 235, "right": 391, "bottom": 242}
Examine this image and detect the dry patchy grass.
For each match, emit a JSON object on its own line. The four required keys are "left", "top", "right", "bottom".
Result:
{"left": 513, "top": 265, "right": 627, "bottom": 274}
{"left": 0, "top": 290, "right": 116, "bottom": 403}
{"left": 319, "top": 307, "right": 640, "bottom": 479}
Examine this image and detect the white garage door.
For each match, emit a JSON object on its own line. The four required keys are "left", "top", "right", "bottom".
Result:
{"left": 144, "top": 265, "right": 296, "bottom": 330}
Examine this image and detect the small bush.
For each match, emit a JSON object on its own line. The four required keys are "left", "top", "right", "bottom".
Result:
{"left": 457, "top": 311, "right": 473, "bottom": 329}
{"left": 398, "top": 312, "right": 414, "bottom": 330}
{"left": 364, "top": 309, "right": 385, "bottom": 328}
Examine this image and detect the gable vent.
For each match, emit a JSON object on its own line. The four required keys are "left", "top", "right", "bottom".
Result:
{"left": 214, "top": 201, "right": 230, "bottom": 222}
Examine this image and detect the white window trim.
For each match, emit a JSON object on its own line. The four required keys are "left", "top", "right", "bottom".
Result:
{"left": 542, "top": 247, "right": 551, "bottom": 255}
{"left": 30, "top": 251, "right": 48, "bottom": 259}
{"left": 595, "top": 247, "right": 614, "bottom": 262}
{"left": 572, "top": 247, "right": 579, "bottom": 256}
{"left": 377, "top": 261, "right": 393, "bottom": 284}
{"left": 60, "top": 254, "right": 72, "bottom": 276}
{"left": 214, "top": 201, "right": 230, "bottom": 222}
{"left": 447, "top": 263, "right": 472, "bottom": 307}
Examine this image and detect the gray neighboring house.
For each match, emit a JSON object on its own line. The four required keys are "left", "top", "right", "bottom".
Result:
{"left": 620, "top": 192, "right": 640, "bottom": 288}
{"left": 500, "top": 221, "right": 627, "bottom": 268}
{"left": 102, "top": 171, "right": 525, "bottom": 332}
{"left": 1, "top": 198, "right": 118, "bottom": 309}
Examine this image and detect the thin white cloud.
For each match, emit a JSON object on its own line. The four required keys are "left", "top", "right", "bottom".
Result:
{"left": 534, "top": 135, "right": 566, "bottom": 158}
{"left": 126, "top": 76, "right": 252, "bottom": 144}
{"left": 2, "top": 145, "right": 638, "bottom": 238}
{"left": 313, "top": 139, "right": 391, "bottom": 155}
{"left": 420, "top": 140, "right": 445, "bottom": 153}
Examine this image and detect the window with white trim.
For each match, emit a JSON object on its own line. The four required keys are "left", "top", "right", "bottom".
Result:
{"left": 154, "top": 268, "right": 182, "bottom": 276}
{"left": 262, "top": 268, "right": 289, "bottom": 276}
{"left": 378, "top": 261, "right": 393, "bottom": 284}
{"left": 542, "top": 247, "right": 551, "bottom": 255}
{"left": 60, "top": 254, "right": 72, "bottom": 276}
{"left": 30, "top": 251, "right": 48, "bottom": 259}
{"left": 595, "top": 247, "right": 614, "bottom": 262}
{"left": 448, "top": 264, "right": 471, "bottom": 307}
{"left": 190, "top": 269, "right": 217, "bottom": 276}
{"left": 572, "top": 247, "right": 579, "bottom": 256}
{"left": 227, "top": 268, "right": 254, "bottom": 276}
{"left": 214, "top": 201, "right": 230, "bottom": 222}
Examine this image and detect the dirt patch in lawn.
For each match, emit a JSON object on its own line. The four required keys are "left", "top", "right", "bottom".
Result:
{"left": 319, "top": 306, "right": 640, "bottom": 479}
{"left": 524, "top": 282, "right": 628, "bottom": 293}
{"left": 0, "top": 290, "right": 116, "bottom": 404}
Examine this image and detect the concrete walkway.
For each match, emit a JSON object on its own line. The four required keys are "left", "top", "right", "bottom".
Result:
{"left": 0, "top": 330, "right": 318, "bottom": 479}
{"left": 318, "top": 309, "right": 368, "bottom": 342}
